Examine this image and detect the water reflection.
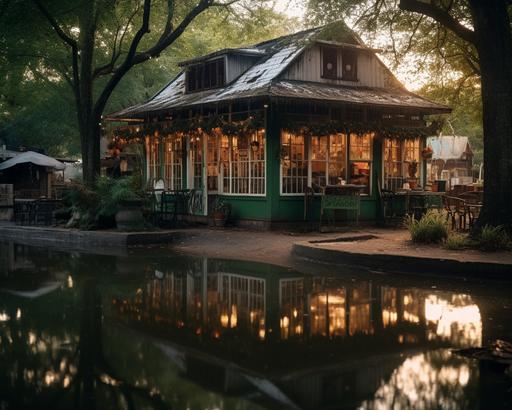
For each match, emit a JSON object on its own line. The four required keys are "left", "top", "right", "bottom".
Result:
{"left": 114, "top": 265, "right": 483, "bottom": 350}
{"left": 1, "top": 242, "right": 511, "bottom": 410}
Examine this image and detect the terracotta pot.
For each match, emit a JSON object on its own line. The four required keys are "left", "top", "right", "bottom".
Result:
{"left": 213, "top": 211, "right": 227, "bottom": 227}
{"left": 116, "top": 199, "right": 144, "bottom": 231}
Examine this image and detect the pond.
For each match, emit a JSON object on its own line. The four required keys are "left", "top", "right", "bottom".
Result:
{"left": 1, "top": 241, "right": 512, "bottom": 410}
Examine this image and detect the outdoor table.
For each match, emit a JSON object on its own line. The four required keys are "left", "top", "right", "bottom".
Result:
{"left": 393, "top": 191, "right": 444, "bottom": 218}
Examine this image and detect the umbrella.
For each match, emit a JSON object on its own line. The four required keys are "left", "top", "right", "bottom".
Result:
{"left": 0, "top": 151, "right": 66, "bottom": 171}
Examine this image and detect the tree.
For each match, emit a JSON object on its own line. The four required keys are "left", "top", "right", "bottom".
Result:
{"left": 0, "top": 2, "right": 292, "bottom": 158}
{"left": 307, "top": 0, "right": 512, "bottom": 231}
{"left": 20, "top": 0, "right": 242, "bottom": 183}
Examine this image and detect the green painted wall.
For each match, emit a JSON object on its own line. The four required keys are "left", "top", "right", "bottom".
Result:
{"left": 143, "top": 105, "right": 398, "bottom": 224}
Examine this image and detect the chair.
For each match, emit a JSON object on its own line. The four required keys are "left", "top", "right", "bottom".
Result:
{"left": 14, "top": 201, "right": 33, "bottom": 225}
{"left": 458, "top": 192, "right": 483, "bottom": 228}
{"left": 443, "top": 195, "right": 467, "bottom": 230}
{"left": 33, "top": 200, "right": 59, "bottom": 226}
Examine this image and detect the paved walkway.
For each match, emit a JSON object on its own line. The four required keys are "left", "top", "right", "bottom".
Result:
{"left": 1, "top": 222, "right": 511, "bottom": 277}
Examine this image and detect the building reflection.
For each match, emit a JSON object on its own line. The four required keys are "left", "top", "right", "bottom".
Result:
{"left": 113, "top": 263, "right": 483, "bottom": 350}
{"left": 110, "top": 260, "right": 490, "bottom": 409}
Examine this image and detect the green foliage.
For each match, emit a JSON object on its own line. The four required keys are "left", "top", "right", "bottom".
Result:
{"left": 0, "top": 1, "right": 295, "bottom": 156}
{"left": 66, "top": 176, "right": 144, "bottom": 230}
{"left": 211, "top": 198, "right": 231, "bottom": 216}
{"left": 443, "top": 233, "right": 470, "bottom": 250}
{"left": 405, "top": 210, "right": 449, "bottom": 244}
{"left": 476, "top": 225, "right": 511, "bottom": 252}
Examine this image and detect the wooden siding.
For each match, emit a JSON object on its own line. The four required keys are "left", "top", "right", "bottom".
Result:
{"left": 226, "top": 54, "right": 260, "bottom": 84}
{"left": 280, "top": 45, "right": 396, "bottom": 88}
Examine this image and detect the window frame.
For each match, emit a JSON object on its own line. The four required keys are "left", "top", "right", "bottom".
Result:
{"left": 164, "top": 135, "right": 183, "bottom": 191}
{"left": 382, "top": 137, "right": 422, "bottom": 191}
{"left": 186, "top": 57, "right": 226, "bottom": 93}
{"left": 341, "top": 49, "right": 358, "bottom": 82}
{"left": 321, "top": 46, "right": 338, "bottom": 80}
{"left": 280, "top": 131, "right": 372, "bottom": 196}
{"left": 192, "top": 130, "right": 266, "bottom": 197}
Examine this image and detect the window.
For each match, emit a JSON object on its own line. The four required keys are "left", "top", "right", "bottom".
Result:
{"left": 383, "top": 138, "right": 402, "bottom": 191}
{"left": 281, "top": 132, "right": 307, "bottom": 194}
{"left": 349, "top": 133, "right": 372, "bottom": 194}
{"left": 190, "top": 135, "right": 203, "bottom": 189}
{"left": 322, "top": 47, "right": 338, "bottom": 79}
{"left": 164, "top": 135, "right": 183, "bottom": 190}
{"left": 383, "top": 137, "right": 421, "bottom": 191}
{"left": 281, "top": 132, "right": 349, "bottom": 195}
{"left": 311, "top": 134, "right": 347, "bottom": 193}
{"left": 146, "top": 137, "right": 161, "bottom": 185}
{"left": 342, "top": 49, "right": 357, "bottom": 81}
{"left": 186, "top": 58, "right": 225, "bottom": 93}
{"left": 229, "top": 132, "right": 265, "bottom": 195}
{"left": 204, "top": 131, "right": 266, "bottom": 195}
{"left": 207, "top": 134, "right": 219, "bottom": 191}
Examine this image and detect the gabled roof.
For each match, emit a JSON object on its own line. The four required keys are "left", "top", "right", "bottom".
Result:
{"left": 108, "top": 22, "right": 450, "bottom": 120}
{"left": 427, "top": 136, "right": 472, "bottom": 160}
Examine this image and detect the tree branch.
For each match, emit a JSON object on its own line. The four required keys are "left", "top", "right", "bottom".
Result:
{"left": 31, "top": 0, "right": 81, "bottom": 104}
{"left": 399, "top": 0, "right": 476, "bottom": 45}
{"left": 32, "top": 0, "right": 77, "bottom": 48}
{"left": 93, "top": 0, "right": 217, "bottom": 118}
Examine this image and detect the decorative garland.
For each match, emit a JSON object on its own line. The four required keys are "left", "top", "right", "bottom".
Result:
{"left": 112, "top": 113, "right": 265, "bottom": 143}
{"left": 112, "top": 114, "right": 430, "bottom": 144}
{"left": 281, "top": 119, "right": 431, "bottom": 139}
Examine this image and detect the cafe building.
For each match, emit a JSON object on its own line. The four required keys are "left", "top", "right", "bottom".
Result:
{"left": 106, "top": 21, "right": 450, "bottom": 228}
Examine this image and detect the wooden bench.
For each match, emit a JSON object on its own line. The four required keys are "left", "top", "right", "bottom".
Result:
{"left": 320, "top": 185, "right": 362, "bottom": 227}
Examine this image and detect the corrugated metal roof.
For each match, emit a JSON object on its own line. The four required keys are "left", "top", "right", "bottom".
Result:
{"left": 107, "top": 23, "right": 449, "bottom": 119}
{"left": 427, "top": 136, "right": 472, "bottom": 160}
{"left": 268, "top": 81, "right": 451, "bottom": 112}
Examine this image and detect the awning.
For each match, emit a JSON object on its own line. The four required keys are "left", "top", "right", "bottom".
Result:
{"left": 0, "top": 151, "right": 66, "bottom": 171}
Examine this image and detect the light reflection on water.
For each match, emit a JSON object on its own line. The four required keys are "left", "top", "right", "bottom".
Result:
{"left": 0, "top": 241, "right": 511, "bottom": 410}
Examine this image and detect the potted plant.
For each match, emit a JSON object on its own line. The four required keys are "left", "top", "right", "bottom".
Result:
{"left": 408, "top": 160, "right": 419, "bottom": 189}
{"left": 109, "top": 177, "right": 145, "bottom": 231}
{"left": 422, "top": 146, "right": 433, "bottom": 159}
{"left": 211, "top": 199, "right": 231, "bottom": 227}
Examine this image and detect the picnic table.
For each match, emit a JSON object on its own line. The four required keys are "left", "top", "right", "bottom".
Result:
{"left": 394, "top": 190, "right": 445, "bottom": 218}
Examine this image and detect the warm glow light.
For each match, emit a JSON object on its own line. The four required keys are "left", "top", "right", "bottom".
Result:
{"left": 220, "top": 313, "right": 229, "bottom": 328}
{"left": 0, "top": 312, "right": 9, "bottom": 322}
{"left": 16, "top": 308, "right": 21, "bottom": 320}
{"left": 67, "top": 275, "right": 73, "bottom": 288}
{"left": 424, "top": 294, "right": 482, "bottom": 347}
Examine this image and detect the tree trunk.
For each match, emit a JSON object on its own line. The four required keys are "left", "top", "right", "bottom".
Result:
{"left": 471, "top": 0, "right": 512, "bottom": 232}
{"left": 79, "top": 117, "right": 101, "bottom": 185}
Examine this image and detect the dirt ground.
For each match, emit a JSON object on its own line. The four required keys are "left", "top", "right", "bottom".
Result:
{"left": 164, "top": 227, "right": 512, "bottom": 269}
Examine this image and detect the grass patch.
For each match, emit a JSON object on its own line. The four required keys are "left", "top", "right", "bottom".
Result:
{"left": 476, "top": 225, "right": 511, "bottom": 251}
{"left": 444, "top": 233, "right": 470, "bottom": 250}
{"left": 405, "top": 210, "right": 449, "bottom": 244}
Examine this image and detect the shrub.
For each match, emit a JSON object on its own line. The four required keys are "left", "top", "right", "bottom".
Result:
{"left": 444, "top": 233, "right": 470, "bottom": 250}
{"left": 476, "top": 225, "right": 511, "bottom": 251}
{"left": 405, "top": 210, "right": 449, "bottom": 244}
{"left": 65, "top": 176, "right": 144, "bottom": 230}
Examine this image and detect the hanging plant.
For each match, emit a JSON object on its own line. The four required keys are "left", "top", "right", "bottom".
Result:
{"left": 422, "top": 146, "right": 433, "bottom": 159}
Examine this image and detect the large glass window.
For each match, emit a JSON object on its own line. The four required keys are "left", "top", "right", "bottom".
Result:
{"left": 146, "top": 137, "right": 161, "bottom": 185}
{"left": 349, "top": 133, "right": 372, "bottom": 194}
{"left": 383, "top": 137, "right": 421, "bottom": 191}
{"left": 310, "top": 134, "right": 347, "bottom": 193}
{"left": 207, "top": 134, "right": 219, "bottom": 192}
{"left": 164, "top": 135, "right": 183, "bottom": 190}
{"left": 281, "top": 131, "right": 366, "bottom": 195}
{"left": 281, "top": 132, "right": 307, "bottom": 194}
{"left": 190, "top": 135, "right": 203, "bottom": 190}
{"left": 205, "top": 131, "right": 265, "bottom": 196}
